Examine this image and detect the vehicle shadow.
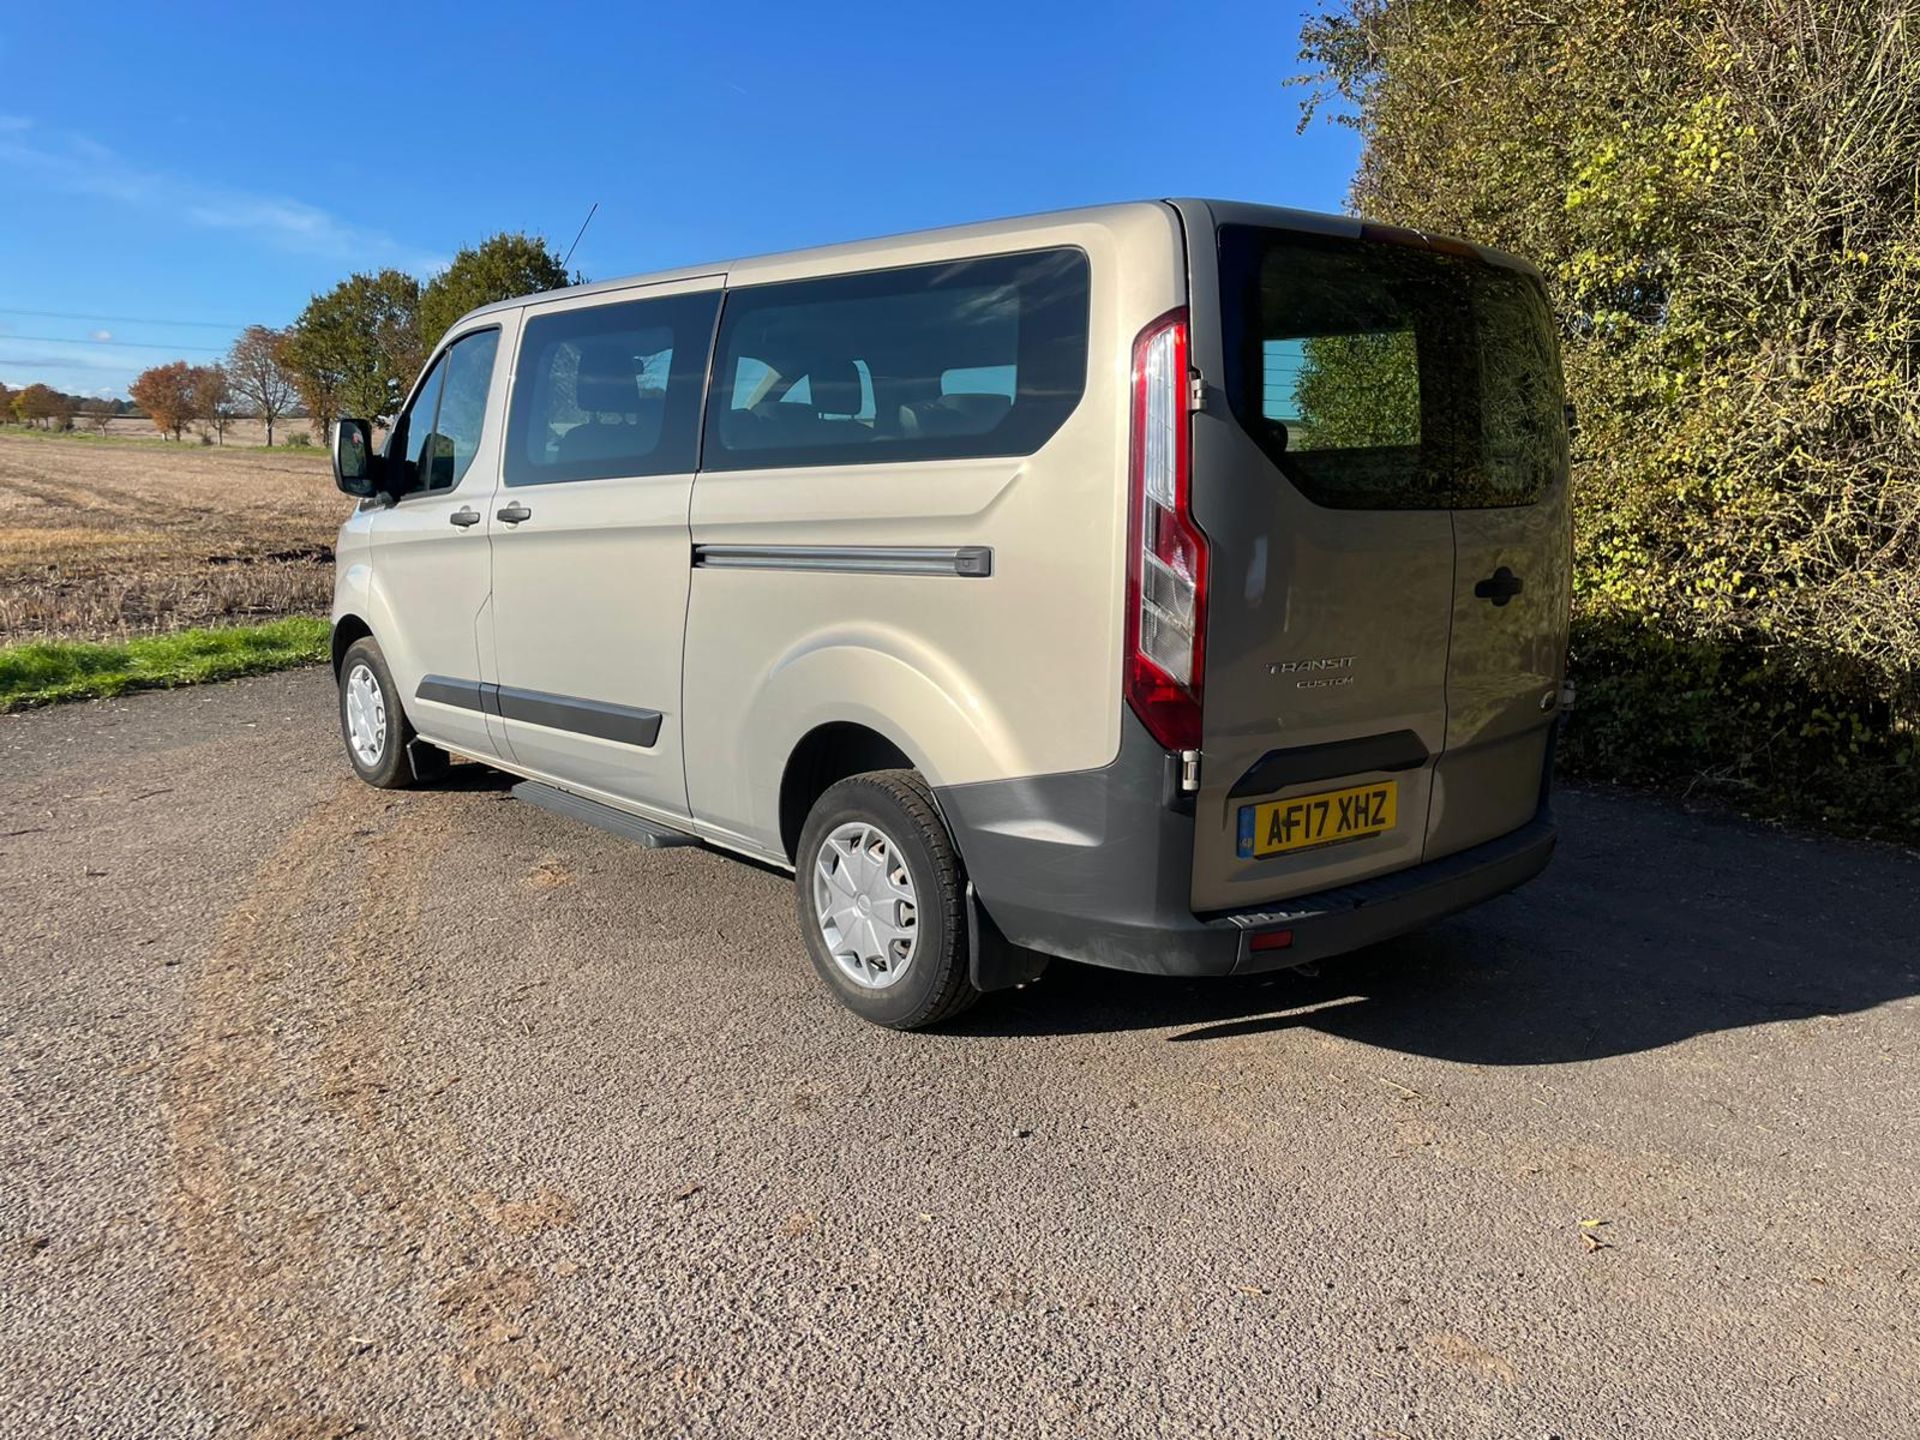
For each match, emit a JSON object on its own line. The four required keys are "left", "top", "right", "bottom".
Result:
{"left": 434, "top": 759, "right": 520, "bottom": 792}
{"left": 957, "top": 786, "right": 1920, "bottom": 1065}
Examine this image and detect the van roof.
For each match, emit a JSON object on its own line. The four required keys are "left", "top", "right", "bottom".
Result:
{"left": 450, "top": 198, "right": 1542, "bottom": 330}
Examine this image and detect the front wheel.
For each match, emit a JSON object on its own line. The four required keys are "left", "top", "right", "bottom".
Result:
{"left": 795, "top": 770, "right": 980, "bottom": 1030}
{"left": 337, "top": 637, "right": 441, "bottom": 789}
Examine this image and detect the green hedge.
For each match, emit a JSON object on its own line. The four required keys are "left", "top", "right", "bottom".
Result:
{"left": 1563, "top": 616, "right": 1918, "bottom": 838}
{"left": 1300, "top": 0, "right": 1920, "bottom": 838}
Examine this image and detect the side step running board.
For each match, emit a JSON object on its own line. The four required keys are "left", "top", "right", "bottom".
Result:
{"left": 510, "top": 780, "right": 701, "bottom": 850}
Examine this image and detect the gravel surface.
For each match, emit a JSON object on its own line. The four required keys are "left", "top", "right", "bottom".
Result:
{"left": 4, "top": 668, "right": 1917, "bottom": 1438}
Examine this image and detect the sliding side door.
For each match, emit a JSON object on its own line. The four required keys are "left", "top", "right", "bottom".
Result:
{"left": 485, "top": 278, "right": 722, "bottom": 817}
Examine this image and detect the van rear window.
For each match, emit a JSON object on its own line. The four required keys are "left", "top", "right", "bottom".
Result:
{"left": 1218, "top": 226, "right": 1564, "bottom": 510}
{"left": 702, "top": 248, "right": 1090, "bottom": 471}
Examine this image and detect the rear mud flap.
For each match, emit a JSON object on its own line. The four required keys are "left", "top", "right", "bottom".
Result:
{"left": 967, "top": 882, "right": 1049, "bottom": 993}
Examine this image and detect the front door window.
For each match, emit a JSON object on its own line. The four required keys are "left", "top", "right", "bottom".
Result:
{"left": 388, "top": 329, "right": 501, "bottom": 496}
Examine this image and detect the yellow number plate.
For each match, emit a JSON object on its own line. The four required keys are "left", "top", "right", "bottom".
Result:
{"left": 1237, "top": 780, "right": 1398, "bottom": 859}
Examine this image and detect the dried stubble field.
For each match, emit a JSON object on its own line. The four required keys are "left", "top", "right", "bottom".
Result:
{"left": 0, "top": 431, "right": 348, "bottom": 644}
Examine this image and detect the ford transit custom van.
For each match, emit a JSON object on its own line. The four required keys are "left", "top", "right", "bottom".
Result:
{"left": 329, "top": 199, "right": 1570, "bottom": 1029}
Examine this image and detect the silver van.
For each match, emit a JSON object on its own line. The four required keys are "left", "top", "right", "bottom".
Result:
{"left": 329, "top": 199, "right": 1570, "bottom": 1029}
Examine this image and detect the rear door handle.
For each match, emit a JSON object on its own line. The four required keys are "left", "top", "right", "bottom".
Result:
{"left": 496, "top": 503, "right": 532, "bottom": 525}
{"left": 449, "top": 507, "right": 481, "bottom": 529}
{"left": 1474, "top": 566, "right": 1524, "bottom": 606}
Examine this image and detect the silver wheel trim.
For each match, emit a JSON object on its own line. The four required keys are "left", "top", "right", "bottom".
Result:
{"left": 344, "top": 662, "right": 388, "bottom": 768}
{"left": 812, "top": 821, "right": 920, "bottom": 990}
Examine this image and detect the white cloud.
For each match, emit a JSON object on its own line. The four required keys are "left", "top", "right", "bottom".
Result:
{"left": 91, "top": 328, "right": 112, "bottom": 342}
{"left": 0, "top": 118, "right": 444, "bottom": 274}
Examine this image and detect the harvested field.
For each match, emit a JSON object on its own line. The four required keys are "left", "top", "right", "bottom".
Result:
{"left": 0, "top": 430, "right": 347, "bottom": 643}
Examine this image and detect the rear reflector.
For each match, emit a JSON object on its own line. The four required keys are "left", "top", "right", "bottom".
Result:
{"left": 1249, "top": 929, "right": 1295, "bottom": 953}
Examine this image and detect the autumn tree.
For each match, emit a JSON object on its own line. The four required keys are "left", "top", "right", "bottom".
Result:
{"left": 192, "top": 363, "right": 236, "bottom": 444}
{"left": 16, "top": 383, "right": 60, "bottom": 429}
{"left": 225, "top": 325, "right": 300, "bottom": 447}
{"left": 81, "top": 397, "right": 116, "bottom": 435}
{"left": 419, "top": 232, "right": 574, "bottom": 345}
{"left": 283, "top": 269, "right": 422, "bottom": 435}
{"left": 129, "top": 361, "right": 199, "bottom": 440}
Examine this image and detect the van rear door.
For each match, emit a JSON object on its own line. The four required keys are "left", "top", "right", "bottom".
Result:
{"left": 1428, "top": 270, "right": 1570, "bottom": 857}
{"left": 1175, "top": 201, "right": 1567, "bottom": 914}
{"left": 1180, "top": 208, "right": 1452, "bottom": 914}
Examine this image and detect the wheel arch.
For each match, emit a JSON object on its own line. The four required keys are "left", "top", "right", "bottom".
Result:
{"left": 724, "top": 629, "right": 1015, "bottom": 861}
{"left": 330, "top": 613, "right": 374, "bottom": 677}
{"left": 778, "top": 721, "right": 918, "bottom": 863}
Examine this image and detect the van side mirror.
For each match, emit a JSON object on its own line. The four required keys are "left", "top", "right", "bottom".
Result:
{"left": 332, "top": 418, "right": 382, "bottom": 497}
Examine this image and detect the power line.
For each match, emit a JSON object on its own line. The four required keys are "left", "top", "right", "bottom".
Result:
{"left": 0, "top": 353, "right": 136, "bottom": 374}
{"left": 0, "top": 333, "right": 228, "bottom": 353}
{"left": 0, "top": 305, "right": 249, "bottom": 330}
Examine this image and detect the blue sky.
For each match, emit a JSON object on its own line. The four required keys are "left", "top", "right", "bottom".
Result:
{"left": 0, "top": 1, "right": 1358, "bottom": 398}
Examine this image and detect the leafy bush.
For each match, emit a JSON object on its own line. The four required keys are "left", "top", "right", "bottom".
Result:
{"left": 1300, "top": 0, "right": 1920, "bottom": 835}
{"left": 1565, "top": 616, "right": 1917, "bottom": 835}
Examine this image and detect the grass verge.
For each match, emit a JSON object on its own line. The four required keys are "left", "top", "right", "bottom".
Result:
{"left": 0, "top": 617, "right": 330, "bottom": 710}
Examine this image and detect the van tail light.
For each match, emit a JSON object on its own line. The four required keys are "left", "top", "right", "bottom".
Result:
{"left": 1124, "top": 308, "right": 1208, "bottom": 752}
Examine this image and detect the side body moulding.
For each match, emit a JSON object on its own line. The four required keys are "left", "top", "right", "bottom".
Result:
{"left": 417, "top": 676, "right": 664, "bottom": 749}
{"left": 693, "top": 544, "right": 994, "bottom": 578}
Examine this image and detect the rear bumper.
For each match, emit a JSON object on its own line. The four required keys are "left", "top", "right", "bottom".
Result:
{"left": 1208, "top": 811, "right": 1554, "bottom": 974}
{"left": 936, "top": 713, "right": 1556, "bottom": 979}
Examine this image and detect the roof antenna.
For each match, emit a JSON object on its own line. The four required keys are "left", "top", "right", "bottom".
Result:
{"left": 562, "top": 202, "right": 599, "bottom": 271}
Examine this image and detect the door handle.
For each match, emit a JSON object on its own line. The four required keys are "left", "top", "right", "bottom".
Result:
{"left": 1473, "top": 566, "right": 1524, "bottom": 607}
{"left": 496, "top": 503, "right": 532, "bottom": 525}
{"left": 449, "top": 507, "right": 481, "bottom": 528}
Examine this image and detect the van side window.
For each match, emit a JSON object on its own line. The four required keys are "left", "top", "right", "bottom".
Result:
{"left": 385, "top": 328, "right": 500, "bottom": 496}
{"left": 702, "top": 248, "right": 1090, "bottom": 471}
{"left": 505, "top": 291, "right": 720, "bottom": 486}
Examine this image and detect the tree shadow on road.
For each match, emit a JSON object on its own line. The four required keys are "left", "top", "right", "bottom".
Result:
{"left": 957, "top": 786, "right": 1920, "bottom": 1065}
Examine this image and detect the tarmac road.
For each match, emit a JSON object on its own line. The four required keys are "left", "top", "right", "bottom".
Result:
{"left": 3, "top": 668, "right": 1917, "bottom": 1438}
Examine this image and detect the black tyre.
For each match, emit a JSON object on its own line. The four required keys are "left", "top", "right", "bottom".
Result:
{"left": 794, "top": 770, "right": 980, "bottom": 1030}
{"left": 336, "top": 636, "right": 440, "bottom": 789}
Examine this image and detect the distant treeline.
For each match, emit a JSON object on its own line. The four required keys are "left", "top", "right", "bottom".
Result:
{"left": 1, "top": 383, "right": 137, "bottom": 432}
{"left": 2, "top": 232, "right": 578, "bottom": 450}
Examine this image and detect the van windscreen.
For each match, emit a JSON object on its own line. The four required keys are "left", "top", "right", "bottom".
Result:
{"left": 1218, "top": 226, "right": 1564, "bottom": 510}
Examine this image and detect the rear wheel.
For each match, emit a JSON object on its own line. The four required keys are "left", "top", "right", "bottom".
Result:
{"left": 337, "top": 637, "right": 441, "bottom": 789}
{"left": 795, "top": 770, "right": 979, "bottom": 1030}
